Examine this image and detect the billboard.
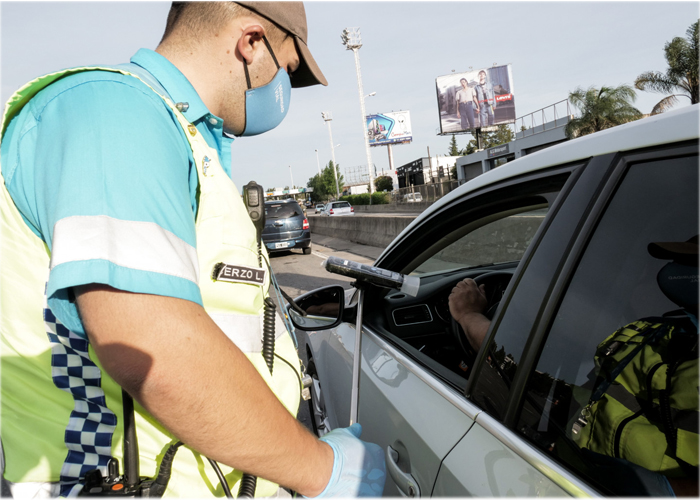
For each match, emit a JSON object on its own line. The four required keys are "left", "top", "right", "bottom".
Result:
{"left": 366, "top": 110, "right": 412, "bottom": 147}
{"left": 435, "top": 64, "right": 515, "bottom": 135}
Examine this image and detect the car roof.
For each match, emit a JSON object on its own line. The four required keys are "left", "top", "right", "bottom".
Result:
{"left": 265, "top": 199, "right": 297, "bottom": 204}
{"left": 381, "top": 105, "right": 699, "bottom": 260}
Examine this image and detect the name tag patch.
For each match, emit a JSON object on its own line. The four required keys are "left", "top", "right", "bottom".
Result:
{"left": 212, "top": 262, "right": 267, "bottom": 286}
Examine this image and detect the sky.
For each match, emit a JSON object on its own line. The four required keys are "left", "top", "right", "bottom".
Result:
{"left": 2, "top": 1, "right": 698, "bottom": 192}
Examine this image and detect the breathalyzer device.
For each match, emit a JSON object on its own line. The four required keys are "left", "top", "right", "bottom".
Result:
{"left": 324, "top": 256, "right": 420, "bottom": 297}
{"left": 324, "top": 256, "right": 421, "bottom": 425}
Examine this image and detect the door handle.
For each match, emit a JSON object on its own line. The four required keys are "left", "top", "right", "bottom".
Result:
{"left": 274, "top": 221, "right": 284, "bottom": 226}
{"left": 386, "top": 446, "right": 420, "bottom": 497}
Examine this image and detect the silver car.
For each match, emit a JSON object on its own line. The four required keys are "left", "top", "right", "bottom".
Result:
{"left": 321, "top": 201, "right": 354, "bottom": 216}
{"left": 290, "top": 106, "right": 698, "bottom": 497}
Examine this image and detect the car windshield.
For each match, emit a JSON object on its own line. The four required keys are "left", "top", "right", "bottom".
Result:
{"left": 265, "top": 204, "right": 300, "bottom": 219}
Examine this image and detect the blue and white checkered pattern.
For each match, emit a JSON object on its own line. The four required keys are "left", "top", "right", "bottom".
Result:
{"left": 44, "top": 302, "right": 117, "bottom": 497}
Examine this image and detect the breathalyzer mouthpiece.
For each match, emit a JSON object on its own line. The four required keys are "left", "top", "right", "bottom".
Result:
{"left": 324, "top": 256, "right": 420, "bottom": 297}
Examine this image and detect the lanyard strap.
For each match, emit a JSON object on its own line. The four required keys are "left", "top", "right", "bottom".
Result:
{"left": 588, "top": 321, "right": 669, "bottom": 405}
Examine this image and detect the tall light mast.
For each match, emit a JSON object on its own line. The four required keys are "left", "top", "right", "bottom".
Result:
{"left": 341, "top": 27, "right": 375, "bottom": 201}
{"left": 321, "top": 111, "right": 340, "bottom": 199}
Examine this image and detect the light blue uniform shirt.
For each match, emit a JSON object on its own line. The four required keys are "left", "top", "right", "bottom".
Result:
{"left": 1, "top": 49, "right": 234, "bottom": 335}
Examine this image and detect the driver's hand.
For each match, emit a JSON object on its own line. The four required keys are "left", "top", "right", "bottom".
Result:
{"left": 449, "top": 278, "right": 491, "bottom": 351}
{"left": 448, "top": 278, "right": 487, "bottom": 322}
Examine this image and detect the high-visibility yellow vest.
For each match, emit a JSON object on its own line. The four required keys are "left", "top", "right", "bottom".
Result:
{"left": 1, "top": 66, "right": 301, "bottom": 496}
{"left": 575, "top": 318, "right": 699, "bottom": 477}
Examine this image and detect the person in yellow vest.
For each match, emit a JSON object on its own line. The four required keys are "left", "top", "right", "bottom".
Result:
{"left": 0, "top": 2, "right": 385, "bottom": 497}
{"left": 573, "top": 237, "right": 698, "bottom": 496}
{"left": 448, "top": 237, "right": 698, "bottom": 496}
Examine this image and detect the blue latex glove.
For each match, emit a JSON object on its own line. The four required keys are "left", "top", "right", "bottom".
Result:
{"left": 312, "top": 423, "right": 386, "bottom": 497}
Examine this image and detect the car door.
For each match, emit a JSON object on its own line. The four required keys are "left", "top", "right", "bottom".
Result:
{"left": 321, "top": 321, "right": 479, "bottom": 497}
{"left": 446, "top": 143, "right": 698, "bottom": 496}
{"left": 310, "top": 165, "right": 584, "bottom": 496}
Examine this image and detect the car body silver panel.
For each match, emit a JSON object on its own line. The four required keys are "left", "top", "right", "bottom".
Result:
{"left": 359, "top": 327, "right": 477, "bottom": 497}
{"left": 435, "top": 421, "right": 570, "bottom": 497}
{"left": 468, "top": 412, "right": 601, "bottom": 497}
{"left": 307, "top": 319, "right": 602, "bottom": 497}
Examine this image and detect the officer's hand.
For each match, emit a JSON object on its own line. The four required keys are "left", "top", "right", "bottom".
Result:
{"left": 309, "top": 423, "right": 386, "bottom": 497}
{"left": 448, "top": 278, "right": 487, "bottom": 323}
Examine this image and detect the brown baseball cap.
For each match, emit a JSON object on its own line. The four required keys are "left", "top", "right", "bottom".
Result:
{"left": 236, "top": 1, "right": 328, "bottom": 88}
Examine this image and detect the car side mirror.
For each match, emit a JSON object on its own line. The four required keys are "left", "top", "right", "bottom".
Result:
{"left": 287, "top": 285, "right": 345, "bottom": 331}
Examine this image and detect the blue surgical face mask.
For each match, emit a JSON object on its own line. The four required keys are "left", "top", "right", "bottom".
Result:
{"left": 239, "top": 36, "right": 292, "bottom": 137}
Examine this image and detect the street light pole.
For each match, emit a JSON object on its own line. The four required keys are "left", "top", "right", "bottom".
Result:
{"left": 289, "top": 165, "right": 294, "bottom": 190}
{"left": 341, "top": 27, "right": 374, "bottom": 203}
{"left": 321, "top": 111, "right": 340, "bottom": 199}
{"left": 314, "top": 149, "right": 321, "bottom": 177}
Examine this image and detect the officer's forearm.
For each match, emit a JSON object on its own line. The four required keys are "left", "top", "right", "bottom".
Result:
{"left": 76, "top": 284, "right": 333, "bottom": 497}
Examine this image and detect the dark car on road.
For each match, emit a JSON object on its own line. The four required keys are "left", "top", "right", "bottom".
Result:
{"left": 263, "top": 199, "right": 312, "bottom": 255}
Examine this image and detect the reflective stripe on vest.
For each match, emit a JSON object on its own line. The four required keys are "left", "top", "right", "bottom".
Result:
{"left": 1, "top": 66, "right": 300, "bottom": 496}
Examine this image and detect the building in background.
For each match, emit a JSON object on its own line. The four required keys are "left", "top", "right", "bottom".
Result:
{"left": 397, "top": 156, "right": 461, "bottom": 189}
{"left": 456, "top": 112, "right": 572, "bottom": 184}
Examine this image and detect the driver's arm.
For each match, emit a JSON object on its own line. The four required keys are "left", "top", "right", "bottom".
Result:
{"left": 448, "top": 278, "right": 491, "bottom": 351}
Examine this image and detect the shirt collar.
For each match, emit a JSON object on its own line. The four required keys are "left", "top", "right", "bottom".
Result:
{"left": 130, "top": 48, "right": 210, "bottom": 124}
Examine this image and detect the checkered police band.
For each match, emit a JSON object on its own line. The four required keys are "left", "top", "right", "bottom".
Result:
{"left": 44, "top": 296, "right": 117, "bottom": 497}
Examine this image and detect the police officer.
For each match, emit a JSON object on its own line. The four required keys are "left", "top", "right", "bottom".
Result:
{"left": 0, "top": 2, "right": 385, "bottom": 497}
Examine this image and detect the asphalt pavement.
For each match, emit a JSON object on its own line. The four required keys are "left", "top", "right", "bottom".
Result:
{"left": 309, "top": 234, "right": 384, "bottom": 261}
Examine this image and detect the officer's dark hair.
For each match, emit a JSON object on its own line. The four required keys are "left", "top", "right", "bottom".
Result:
{"left": 159, "top": 2, "right": 287, "bottom": 49}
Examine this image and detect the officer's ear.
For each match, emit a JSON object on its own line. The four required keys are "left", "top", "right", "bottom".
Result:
{"left": 237, "top": 24, "right": 266, "bottom": 65}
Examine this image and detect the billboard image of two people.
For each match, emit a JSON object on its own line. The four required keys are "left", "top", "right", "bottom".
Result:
{"left": 366, "top": 110, "right": 413, "bottom": 147}
{"left": 436, "top": 64, "right": 515, "bottom": 134}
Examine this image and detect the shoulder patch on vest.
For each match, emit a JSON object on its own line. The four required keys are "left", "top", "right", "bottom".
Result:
{"left": 212, "top": 262, "right": 267, "bottom": 286}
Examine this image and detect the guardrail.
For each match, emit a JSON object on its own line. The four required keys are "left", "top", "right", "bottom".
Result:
{"left": 515, "top": 100, "right": 572, "bottom": 139}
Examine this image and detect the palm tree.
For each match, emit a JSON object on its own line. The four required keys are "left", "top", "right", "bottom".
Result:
{"left": 565, "top": 85, "right": 643, "bottom": 139}
{"left": 635, "top": 20, "right": 699, "bottom": 115}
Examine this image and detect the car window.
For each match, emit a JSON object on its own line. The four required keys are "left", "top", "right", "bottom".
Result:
{"left": 411, "top": 207, "right": 548, "bottom": 275}
{"left": 265, "top": 203, "right": 301, "bottom": 219}
{"left": 515, "top": 154, "right": 698, "bottom": 495}
{"left": 334, "top": 202, "right": 351, "bottom": 209}
{"left": 365, "top": 171, "right": 570, "bottom": 394}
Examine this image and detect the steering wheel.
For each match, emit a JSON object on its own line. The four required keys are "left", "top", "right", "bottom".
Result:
{"left": 450, "top": 271, "right": 514, "bottom": 369}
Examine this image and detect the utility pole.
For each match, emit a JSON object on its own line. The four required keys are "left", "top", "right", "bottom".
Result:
{"left": 314, "top": 149, "right": 321, "bottom": 177}
{"left": 321, "top": 112, "right": 340, "bottom": 199}
{"left": 341, "top": 27, "right": 374, "bottom": 203}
